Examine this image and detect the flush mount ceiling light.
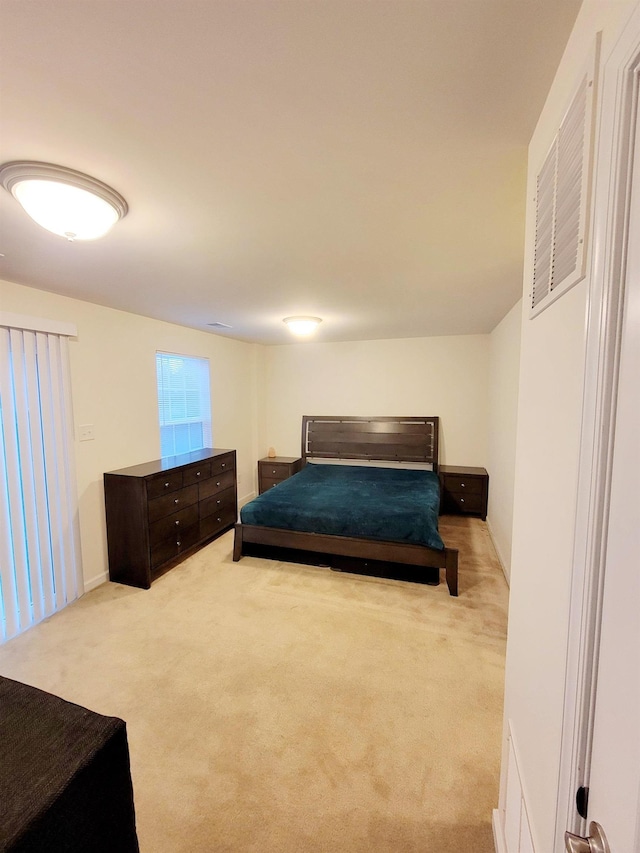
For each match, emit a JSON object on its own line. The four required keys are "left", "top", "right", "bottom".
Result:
{"left": 0, "top": 161, "right": 128, "bottom": 241}
{"left": 283, "top": 316, "right": 322, "bottom": 337}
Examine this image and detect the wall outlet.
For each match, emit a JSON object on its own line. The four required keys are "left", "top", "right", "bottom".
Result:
{"left": 79, "top": 424, "right": 95, "bottom": 442}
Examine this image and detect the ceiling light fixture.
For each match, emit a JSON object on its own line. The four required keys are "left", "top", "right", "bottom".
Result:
{"left": 283, "top": 316, "right": 322, "bottom": 337}
{"left": 0, "top": 161, "right": 128, "bottom": 241}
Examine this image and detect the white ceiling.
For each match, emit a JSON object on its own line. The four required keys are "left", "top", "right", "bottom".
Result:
{"left": 0, "top": 0, "right": 580, "bottom": 345}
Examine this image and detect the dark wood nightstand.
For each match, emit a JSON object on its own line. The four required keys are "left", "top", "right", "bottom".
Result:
{"left": 439, "top": 465, "right": 489, "bottom": 520}
{"left": 258, "top": 456, "right": 303, "bottom": 494}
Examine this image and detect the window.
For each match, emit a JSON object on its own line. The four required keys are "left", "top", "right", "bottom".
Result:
{"left": 156, "top": 352, "right": 212, "bottom": 457}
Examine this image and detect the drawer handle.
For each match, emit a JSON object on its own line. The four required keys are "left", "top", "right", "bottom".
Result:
{"left": 460, "top": 498, "right": 465, "bottom": 503}
{"left": 196, "top": 471, "right": 201, "bottom": 477}
{"left": 461, "top": 482, "right": 465, "bottom": 488}
{"left": 177, "top": 540, "right": 181, "bottom": 546}
{"left": 221, "top": 463, "right": 226, "bottom": 468}
{"left": 174, "top": 498, "right": 179, "bottom": 504}
{"left": 216, "top": 481, "right": 221, "bottom": 487}
{"left": 272, "top": 469, "right": 277, "bottom": 474}
{"left": 164, "top": 482, "right": 170, "bottom": 488}
{"left": 217, "top": 517, "right": 222, "bottom": 523}
{"left": 175, "top": 520, "right": 180, "bottom": 526}
{"left": 216, "top": 499, "right": 221, "bottom": 505}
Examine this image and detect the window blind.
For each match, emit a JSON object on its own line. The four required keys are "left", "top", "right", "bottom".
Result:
{"left": 0, "top": 326, "right": 83, "bottom": 642}
{"left": 156, "top": 352, "right": 212, "bottom": 457}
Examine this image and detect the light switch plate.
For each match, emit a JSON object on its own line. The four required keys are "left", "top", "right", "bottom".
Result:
{"left": 79, "top": 424, "right": 94, "bottom": 441}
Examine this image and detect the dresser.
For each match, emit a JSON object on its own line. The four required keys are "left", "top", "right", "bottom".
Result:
{"left": 104, "top": 448, "right": 237, "bottom": 588}
{"left": 439, "top": 465, "right": 489, "bottom": 520}
{"left": 258, "top": 456, "right": 303, "bottom": 493}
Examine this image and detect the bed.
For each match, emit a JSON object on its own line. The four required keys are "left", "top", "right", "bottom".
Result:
{"left": 233, "top": 416, "right": 458, "bottom": 595}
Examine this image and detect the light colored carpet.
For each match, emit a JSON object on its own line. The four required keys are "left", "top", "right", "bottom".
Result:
{"left": 0, "top": 517, "right": 508, "bottom": 852}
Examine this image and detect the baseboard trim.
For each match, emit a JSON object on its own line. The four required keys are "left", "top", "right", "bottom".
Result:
{"left": 83, "top": 571, "right": 108, "bottom": 593}
{"left": 492, "top": 809, "right": 507, "bottom": 853}
{"left": 238, "top": 490, "right": 256, "bottom": 508}
{"left": 486, "top": 519, "right": 510, "bottom": 587}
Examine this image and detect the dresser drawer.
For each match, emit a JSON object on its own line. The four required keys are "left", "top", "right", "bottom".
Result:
{"left": 200, "top": 485, "right": 236, "bottom": 520}
{"left": 260, "top": 462, "right": 290, "bottom": 480}
{"left": 183, "top": 461, "right": 211, "bottom": 486}
{"left": 146, "top": 470, "right": 184, "bottom": 499}
{"left": 149, "top": 503, "right": 199, "bottom": 547}
{"left": 445, "top": 492, "right": 484, "bottom": 514}
{"left": 150, "top": 522, "right": 200, "bottom": 569}
{"left": 260, "top": 477, "right": 283, "bottom": 492}
{"left": 442, "top": 475, "right": 483, "bottom": 495}
{"left": 148, "top": 484, "right": 198, "bottom": 523}
{"left": 199, "top": 506, "right": 236, "bottom": 540}
{"left": 199, "top": 469, "right": 235, "bottom": 500}
{"left": 211, "top": 453, "right": 235, "bottom": 476}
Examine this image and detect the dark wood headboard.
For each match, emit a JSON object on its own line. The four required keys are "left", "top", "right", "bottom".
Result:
{"left": 301, "top": 416, "right": 439, "bottom": 470}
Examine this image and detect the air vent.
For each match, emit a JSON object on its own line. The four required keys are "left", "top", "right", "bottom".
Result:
{"left": 207, "top": 322, "right": 232, "bottom": 329}
{"left": 530, "top": 37, "right": 599, "bottom": 318}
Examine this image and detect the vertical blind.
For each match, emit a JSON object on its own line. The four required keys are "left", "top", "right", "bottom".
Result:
{"left": 0, "top": 326, "right": 83, "bottom": 642}
{"left": 156, "top": 351, "right": 212, "bottom": 457}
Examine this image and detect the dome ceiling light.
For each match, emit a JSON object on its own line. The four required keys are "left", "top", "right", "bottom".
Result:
{"left": 283, "top": 316, "right": 322, "bottom": 337}
{"left": 0, "top": 161, "right": 128, "bottom": 241}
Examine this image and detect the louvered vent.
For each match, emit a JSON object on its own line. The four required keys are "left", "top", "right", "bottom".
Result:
{"left": 554, "top": 75, "right": 588, "bottom": 284}
{"left": 532, "top": 144, "right": 556, "bottom": 309}
{"left": 530, "top": 42, "right": 599, "bottom": 318}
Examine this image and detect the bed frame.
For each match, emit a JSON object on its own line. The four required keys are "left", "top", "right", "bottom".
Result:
{"left": 233, "top": 416, "right": 459, "bottom": 595}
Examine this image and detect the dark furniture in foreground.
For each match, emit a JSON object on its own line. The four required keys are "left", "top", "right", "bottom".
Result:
{"left": 0, "top": 676, "right": 139, "bottom": 853}
{"left": 439, "top": 465, "right": 489, "bottom": 520}
{"left": 258, "top": 455, "right": 303, "bottom": 493}
{"left": 234, "top": 416, "right": 459, "bottom": 595}
{"left": 104, "top": 447, "right": 237, "bottom": 589}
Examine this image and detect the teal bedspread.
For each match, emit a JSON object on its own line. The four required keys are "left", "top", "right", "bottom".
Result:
{"left": 240, "top": 463, "right": 444, "bottom": 550}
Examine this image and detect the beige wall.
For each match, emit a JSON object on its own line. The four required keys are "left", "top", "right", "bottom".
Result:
{"left": 0, "top": 278, "right": 260, "bottom": 590}
{"left": 262, "top": 335, "right": 491, "bottom": 467}
{"left": 487, "top": 299, "right": 522, "bottom": 583}
{"left": 499, "top": 1, "right": 638, "bottom": 849}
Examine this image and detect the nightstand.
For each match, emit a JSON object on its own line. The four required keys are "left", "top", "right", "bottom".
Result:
{"left": 439, "top": 465, "right": 489, "bottom": 520}
{"left": 258, "top": 456, "right": 303, "bottom": 494}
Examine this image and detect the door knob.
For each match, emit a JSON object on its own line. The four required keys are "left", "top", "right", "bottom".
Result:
{"left": 565, "top": 822, "right": 610, "bottom": 853}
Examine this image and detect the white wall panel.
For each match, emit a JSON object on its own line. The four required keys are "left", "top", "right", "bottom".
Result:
{"left": 263, "top": 335, "right": 490, "bottom": 467}
{"left": 519, "top": 808, "right": 535, "bottom": 853}
{"left": 505, "top": 739, "right": 523, "bottom": 851}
